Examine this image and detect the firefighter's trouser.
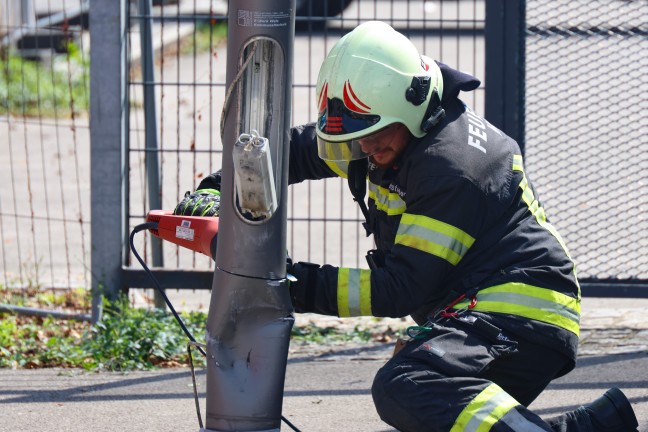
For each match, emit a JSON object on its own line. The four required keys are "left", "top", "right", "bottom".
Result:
{"left": 372, "top": 315, "right": 593, "bottom": 432}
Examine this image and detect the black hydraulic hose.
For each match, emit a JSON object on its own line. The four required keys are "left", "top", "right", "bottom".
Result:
{"left": 129, "top": 222, "right": 302, "bottom": 432}
{"left": 129, "top": 222, "right": 206, "bottom": 356}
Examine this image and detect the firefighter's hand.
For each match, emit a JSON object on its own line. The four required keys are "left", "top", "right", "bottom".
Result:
{"left": 196, "top": 170, "right": 222, "bottom": 191}
{"left": 173, "top": 189, "right": 221, "bottom": 217}
{"left": 287, "top": 261, "right": 320, "bottom": 313}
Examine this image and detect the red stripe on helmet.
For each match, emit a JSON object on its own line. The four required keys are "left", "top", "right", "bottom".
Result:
{"left": 318, "top": 82, "right": 328, "bottom": 113}
{"left": 343, "top": 81, "right": 370, "bottom": 114}
{"left": 324, "top": 115, "right": 343, "bottom": 133}
{"left": 325, "top": 125, "right": 343, "bottom": 131}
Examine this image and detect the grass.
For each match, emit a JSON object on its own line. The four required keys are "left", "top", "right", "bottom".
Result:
{"left": 0, "top": 43, "right": 89, "bottom": 118}
{"left": 0, "top": 288, "right": 395, "bottom": 371}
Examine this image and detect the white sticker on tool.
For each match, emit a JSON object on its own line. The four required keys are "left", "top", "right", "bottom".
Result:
{"left": 176, "top": 225, "right": 195, "bottom": 241}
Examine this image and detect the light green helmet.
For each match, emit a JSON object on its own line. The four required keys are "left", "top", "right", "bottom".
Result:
{"left": 315, "top": 21, "right": 444, "bottom": 161}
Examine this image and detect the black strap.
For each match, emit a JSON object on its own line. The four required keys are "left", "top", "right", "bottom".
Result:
{"left": 347, "top": 159, "right": 372, "bottom": 237}
{"left": 420, "top": 89, "right": 445, "bottom": 133}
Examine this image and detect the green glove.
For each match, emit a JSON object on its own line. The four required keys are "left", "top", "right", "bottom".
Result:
{"left": 173, "top": 189, "right": 221, "bottom": 217}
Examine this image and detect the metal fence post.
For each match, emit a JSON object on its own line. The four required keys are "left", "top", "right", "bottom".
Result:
{"left": 20, "top": 0, "right": 35, "bottom": 29}
{"left": 485, "top": 0, "right": 526, "bottom": 153}
{"left": 89, "top": 0, "right": 128, "bottom": 321}
{"left": 138, "top": 0, "right": 165, "bottom": 309}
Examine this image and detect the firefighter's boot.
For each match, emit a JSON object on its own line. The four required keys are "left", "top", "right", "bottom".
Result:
{"left": 583, "top": 387, "right": 638, "bottom": 432}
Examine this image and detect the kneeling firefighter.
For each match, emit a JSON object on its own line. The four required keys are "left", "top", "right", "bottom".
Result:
{"left": 176, "top": 21, "right": 639, "bottom": 432}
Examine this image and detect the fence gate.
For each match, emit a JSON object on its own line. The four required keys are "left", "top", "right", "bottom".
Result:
{"left": 1, "top": 0, "right": 91, "bottom": 317}
{"left": 522, "top": 0, "right": 648, "bottom": 296}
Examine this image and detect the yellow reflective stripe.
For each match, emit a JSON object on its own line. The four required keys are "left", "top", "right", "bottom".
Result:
{"left": 451, "top": 383, "right": 519, "bottom": 432}
{"left": 395, "top": 213, "right": 475, "bottom": 265}
{"left": 512, "top": 155, "right": 571, "bottom": 256}
{"left": 512, "top": 154, "right": 523, "bottom": 171}
{"left": 512, "top": 154, "right": 581, "bottom": 298}
{"left": 368, "top": 182, "right": 406, "bottom": 216}
{"left": 337, "top": 268, "right": 372, "bottom": 317}
{"left": 324, "top": 160, "right": 349, "bottom": 179}
{"left": 455, "top": 283, "right": 581, "bottom": 336}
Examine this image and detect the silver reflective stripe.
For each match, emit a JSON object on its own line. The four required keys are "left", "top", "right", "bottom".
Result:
{"left": 337, "top": 268, "right": 372, "bottom": 317}
{"left": 368, "top": 182, "right": 406, "bottom": 215}
{"left": 395, "top": 213, "right": 475, "bottom": 265}
{"left": 499, "top": 408, "right": 548, "bottom": 432}
{"left": 402, "top": 223, "right": 472, "bottom": 259}
{"left": 475, "top": 291, "right": 580, "bottom": 325}
{"left": 347, "top": 268, "right": 362, "bottom": 316}
{"left": 453, "top": 282, "right": 581, "bottom": 336}
{"left": 450, "top": 383, "right": 520, "bottom": 432}
{"left": 462, "top": 390, "right": 516, "bottom": 432}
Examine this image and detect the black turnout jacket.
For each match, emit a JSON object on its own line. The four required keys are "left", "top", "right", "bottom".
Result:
{"left": 199, "top": 63, "right": 581, "bottom": 366}
{"left": 285, "top": 63, "right": 581, "bottom": 365}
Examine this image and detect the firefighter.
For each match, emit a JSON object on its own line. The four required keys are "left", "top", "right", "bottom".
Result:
{"left": 176, "top": 21, "right": 639, "bottom": 432}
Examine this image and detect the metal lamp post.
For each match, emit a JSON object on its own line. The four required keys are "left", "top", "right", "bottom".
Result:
{"left": 202, "top": 1, "right": 296, "bottom": 431}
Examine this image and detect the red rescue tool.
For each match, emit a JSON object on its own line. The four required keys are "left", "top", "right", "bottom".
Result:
{"left": 146, "top": 210, "right": 219, "bottom": 259}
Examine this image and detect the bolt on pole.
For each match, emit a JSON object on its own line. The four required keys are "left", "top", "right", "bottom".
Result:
{"left": 202, "top": 1, "right": 296, "bottom": 431}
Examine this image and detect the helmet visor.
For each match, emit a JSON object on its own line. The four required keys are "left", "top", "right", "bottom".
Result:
{"left": 317, "top": 137, "right": 368, "bottom": 161}
{"left": 317, "top": 125, "right": 393, "bottom": 161}
{"left": 316, "top": 96, "right": 384, "bottom": 161}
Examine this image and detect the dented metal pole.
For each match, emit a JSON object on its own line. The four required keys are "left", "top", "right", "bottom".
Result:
{"left": 202, "top": 1, "right": 296, "bottom": 431}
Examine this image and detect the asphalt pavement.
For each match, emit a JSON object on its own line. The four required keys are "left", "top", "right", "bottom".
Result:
{"left": 1, "top": 298, "right": 647, "bottom": 432}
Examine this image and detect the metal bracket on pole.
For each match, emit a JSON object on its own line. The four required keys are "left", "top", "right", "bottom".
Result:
{"left": 202, "top": 1, "right": 296, "bottom": 431}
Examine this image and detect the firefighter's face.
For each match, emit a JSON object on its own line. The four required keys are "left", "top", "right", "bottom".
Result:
{"left": 357, "top": 123, "right": 411, "bottom": 168}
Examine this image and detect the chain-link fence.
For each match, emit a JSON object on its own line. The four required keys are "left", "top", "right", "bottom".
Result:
{"left": 0, "top": 0, "right": 90, "bottom": 304}
{"left": 524, "top": 0, "right": 648, "bottom": 285}
{"left": 2, "top": 0, "right": 646, "bottom": 315}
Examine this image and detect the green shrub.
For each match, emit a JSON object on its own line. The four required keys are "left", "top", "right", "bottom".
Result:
{"left": 0, "top": 296, "right": 206, "bottom": 370}
{"left": 0, "top": 294, "right": 385, "bottom": 371}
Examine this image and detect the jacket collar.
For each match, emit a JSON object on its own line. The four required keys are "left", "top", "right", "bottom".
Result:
{"left": 435, "top": 61, "right": 481, "bottom": 105}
